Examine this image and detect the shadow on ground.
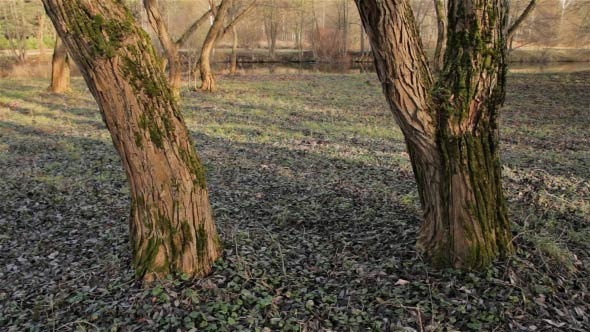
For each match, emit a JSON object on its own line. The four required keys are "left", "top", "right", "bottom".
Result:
{"left": 0, "top": 73, "right": 588, "bottom": 331}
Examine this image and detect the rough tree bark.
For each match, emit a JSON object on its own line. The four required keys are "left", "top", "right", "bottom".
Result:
{"left": 144, "top": 0, "right": 212, "bottom": 97}
{"left": 355, "top": 0, "right": 513, "bottom": 269}
{"left": 42, "top": 0, "right": 222, "bottom": 282}
{"left": 433, "top": 0, "right": 537, "bottom": 67}
{"left": 48, "top": 37, "right": 70, "bottom": 93}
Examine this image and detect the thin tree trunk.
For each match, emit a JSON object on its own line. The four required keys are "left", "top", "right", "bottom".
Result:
{"left": 355, "top": 0, "right": 513, "bottom": 269}
{"left": 37, "top": 14, "right": 46, "bottom": 57}
{"left": 269, "top": 23, "right": 277, "bottom": 59}
{"left": 42, "top": 0, "right": 222, "bottom": 282}
{"left": 230, "top": 24, "right": 238, "bottom": 75}
{"left": 199, "top": 0, "right": 233, "bottom": 92}
{"left": 342, "top": 0, "right": 348, "bottom": 56}
{"left": 432, "top": 0, "right": 446, "bottom": 73}
{"left": 48, "top": 37, "right": 70, "bottom": 93}
{"left": 297, "top": 0, "right": 305, "bottom": 61}
{"left": 360, "top": 23, "right": 365, "bottom": 55}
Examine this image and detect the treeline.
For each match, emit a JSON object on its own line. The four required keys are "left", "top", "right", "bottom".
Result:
{"left": 2, "top": 0, "right": 589, "bottom": 62}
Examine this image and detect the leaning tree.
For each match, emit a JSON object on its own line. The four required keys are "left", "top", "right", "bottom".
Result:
{"left": 355, "top": 0, "right": 514, "bottom": 269}
{"left": 42, "top": 0, "right": 222, "bottom": 282}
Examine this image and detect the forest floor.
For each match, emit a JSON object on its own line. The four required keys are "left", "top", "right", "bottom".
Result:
{"left": 0, "top": 72, "right": 588, "bottom": 331}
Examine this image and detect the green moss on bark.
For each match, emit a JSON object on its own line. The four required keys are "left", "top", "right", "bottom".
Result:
{"left": 179, "top": 147, "right": 207, "bottom": 188}
{"left": 195, "top": 224, "right": 207, "bottom": 262}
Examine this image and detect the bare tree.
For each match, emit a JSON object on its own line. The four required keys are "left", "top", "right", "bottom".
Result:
{"left": 507, "top": 0, "right": 538, "bottom": 41}
{"left": 36, "top": 13, "right": 47, "bottom": 57}
{"left": 2, "top": 0, "right": 32, "bottom": 63}
{"left": 198, "top": 0, "right": 257, "bottom": 92}
{"left": 263, "top": 0, "right": 279, "bottom": 59}
{"left": 42, "top": 0, "right": 222, "bottom": 282}
{"left": 355, "top": 0, "right": 513, "bottom": 268}
{"left": 144, "top": 0, "right": 213, "bottom": 97}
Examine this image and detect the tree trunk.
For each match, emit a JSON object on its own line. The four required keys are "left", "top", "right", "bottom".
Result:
{"left": 360, "top": 23, "right": 365, "bottom": 55}
{"left": 48, "top": 37, "right": 70, "bottom": 93}
{"left": 432, "top": 0, "right": 446, "bottom": 73}
{"left": 230, "top": 24, "right": 238, "bottom": 75}
{"left": 342, "top": 0, "right": 348, "bottom": 56}
{"left": 42, "top": 0, "right": 222, "bottom": 282}
{"left": 167, "top": 48, "right": 182, "bottom": 95}
{"left": 354, "top": 0, "right": 513, "bottom": 269}
{"left": 269, "top": 22, "right": 277, "bottom": 60}
{"left": 264, "top": 0, "right": 278, "bottom": 60}
{"left": 37, "top": 14, "right": 46, "bottom": 57}
{"left": 199, "top": 0, "right": 232, "bottom": 92}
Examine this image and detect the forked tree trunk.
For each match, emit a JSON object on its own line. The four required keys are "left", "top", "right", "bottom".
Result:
{"left": 144, "top": 0, "right": 213, "bottom": 97}
{"left": 48, "top": 37, "right": 70, "bottom": 93}
{"left": 432, "top": 0, "right": 537, "bottom": 67}
{"left": 355, "top": 0, "right": 513, "bottom": 269}
{"left": 42, "top": 0, "right": 222, "bottom": 282}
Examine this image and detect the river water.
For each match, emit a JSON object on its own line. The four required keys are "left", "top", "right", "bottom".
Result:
{"left": 1, "top": 58, "right": 589, "bottom": 79}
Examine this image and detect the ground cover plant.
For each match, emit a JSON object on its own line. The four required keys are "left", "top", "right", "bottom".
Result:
{"left": 0, "top": 71, "right": 588, "bottom": 331}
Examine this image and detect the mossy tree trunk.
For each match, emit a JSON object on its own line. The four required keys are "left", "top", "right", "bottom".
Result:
{"left": 42, "top": 0, "right": 222, "bottom": 282}
{"left": 48, "top": 37, "right": 70, "bottom": 93}
{"left": 432, "top": 0, "right": 537, "bottom": 68}
{"left": 354, "top": 0, "right": 513, "bottom": 269}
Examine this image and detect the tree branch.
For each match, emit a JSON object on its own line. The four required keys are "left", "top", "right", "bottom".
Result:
{"left": 507, "top": 0, "right": 537, "bottom": 40}
{"left": 176, "top": 8, "right": 215, "bottom": 48}
{"left": 217, "top": 0, "right": 257, "bottom": 40}
{"left": 143, "top": 0, "right": 176, "bottom": 55}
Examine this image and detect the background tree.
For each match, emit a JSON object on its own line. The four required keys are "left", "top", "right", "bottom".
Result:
{"left": 198, "top": 0, "right": 256, "bottom": 91}
{"left": 42, "top": 0, "right": 222, "bottom": 282}
{"left": 36, "top": 13, "right": 47, "bottom": 57}
{"left": 48, "top": 36, "right": 70, "bottom": 93}
{"left": 354, "top": 0, "right": 514, "bottom": 268}
{"left": 262, "top": 0, "right": 279, "bottom": 60}
{"left": 1, "top": 0, "right": 33, "bottom": 63}
{"left": 507, "top": 0, "right": 538, "bottom": 41}
{"left": 143, "top": 0, "right": 213, "bottom": 96}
